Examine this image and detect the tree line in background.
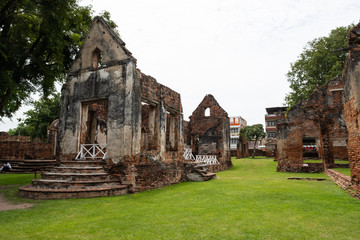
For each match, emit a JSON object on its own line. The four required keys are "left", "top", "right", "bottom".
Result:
{"left": 285, "top": 24, "right": 354, "bottom": 107}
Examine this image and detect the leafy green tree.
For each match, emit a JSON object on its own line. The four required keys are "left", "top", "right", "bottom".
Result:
{"left": 8, "top": 93, "right": 61, "bottom": 141}
{"left": 0, "top": 0, "right": 117, "bottom": 119}
{"left": 243, "top": 124, "right": 266, "bottom": 158}
{"left": 285, "top": 25, "right": 353, "bottom": 107}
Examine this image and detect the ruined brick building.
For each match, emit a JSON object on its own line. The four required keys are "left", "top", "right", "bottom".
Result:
{"left": 0, "top": 119, "right": 58, "bottom": 161}
{"left": 184, "top": 94, "right": 232, "bottom": 171}
{"left": 276, "top": 77, "right": 348, "bottom": 172}
{"left": 0, "top": 120, "right": 58, "bottom": 172}
{"left": 342, "top": 22, "right": 360, "bottom": 196}
{"left": 18, "top": 17, "right": 231, "bottom": 199}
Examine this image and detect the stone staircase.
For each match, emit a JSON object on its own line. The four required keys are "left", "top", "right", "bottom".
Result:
{"left": 186, "top": 163, "right": 217, "bottom": 181}
{"left": 18, "top": 160, "right": 128, "bottom": 199}
{"left": 11, "top": 159, "right": 56, "bottom": 173}
{"left": 1, "top": 159, "right": 56, "bottom": 173}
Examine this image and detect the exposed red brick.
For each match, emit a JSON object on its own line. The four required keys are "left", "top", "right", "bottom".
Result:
{"left": 277, "top": 78, "right": 348, "bottom": 172}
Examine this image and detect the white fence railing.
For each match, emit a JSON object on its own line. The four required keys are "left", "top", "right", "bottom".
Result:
{"left": 184, "top": 148, "right": 195, "bottom": 161}
{"left": 183, "top": 148, "right": 219, "bottom": 165}
{"left": 195, "top": 155, "right": 219, "bottom": 165}
{"left": 76, "top": 144, "right": 107, "bottom": 160}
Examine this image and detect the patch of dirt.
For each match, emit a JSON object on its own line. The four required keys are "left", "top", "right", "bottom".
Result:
{"left": 0, "top": 186, "right": 33, "bottom": 211}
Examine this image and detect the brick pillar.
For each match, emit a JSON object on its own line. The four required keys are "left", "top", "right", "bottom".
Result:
{"left": 277, "top": 121, "right": 303, "bottom": 172}
{"left": 320, "top": 120, "right": 334, "bottom": 168}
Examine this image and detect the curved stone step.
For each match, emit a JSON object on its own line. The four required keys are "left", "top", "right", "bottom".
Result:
{"left": 31, "top": 179, "right": 121, "bottom": 189}
{"left": 18, "top": 184, "right": 128, "bottom": 199}
{"left": 41, "top": 172, "right": 111, "bottom": 181}
{"left": 50, "top": 166, "right": 105, "bottom": 173}
{"left": 60, "top": 160, "right": 104, "bottom": 167}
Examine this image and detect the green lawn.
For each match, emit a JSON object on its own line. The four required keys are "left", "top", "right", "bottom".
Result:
{"left": 1, "top": 157, "right": 360, "bottom": 240}
{"left": 333, "top": 168, "right": 351, "bottom": 176}
{"left": 303, "top": 159, "right": 349, "bottom": 164}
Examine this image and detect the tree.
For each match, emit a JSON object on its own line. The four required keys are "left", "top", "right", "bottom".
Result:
{"left": 8, "top": 93, "right": 61, "bottom": 141}
{"left": 0, "top": 0, "right": 117, "bottom": 119}
{"left": 243, "top": 124, "right": 266, "bottom": 158}
{"left": 285, "top": 25, "right": 353, "bottom": 107}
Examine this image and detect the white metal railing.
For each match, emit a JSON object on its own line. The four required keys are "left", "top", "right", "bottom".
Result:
{"left": 76, "top": 144, "right": 107, "bottom": 160}
{"left": 184, "top": 148, "right": 219, "bottom": 165}
{"left": 195, "top": 155, "right": 219, "bottom": 165}
{"left": 183, "top": 148, "right": 195, "bottom": 161}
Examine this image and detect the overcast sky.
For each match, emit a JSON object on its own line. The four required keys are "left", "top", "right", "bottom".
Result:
{"left": 1, "top": 0, "right": 360, "bottom": 131}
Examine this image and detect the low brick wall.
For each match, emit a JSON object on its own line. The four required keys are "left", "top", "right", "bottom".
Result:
{"left": 106, "top": 155, "right": 186, "bottom": 193}
{"left": 325, "top": 169, "right": 351, "bottom": 190}
{"left": 277, "top": 163, "right": 324, "bottom": 173}
{"left": 207, "top": 160, "right": 233, "bottom": 172}
{"left": 0, "top": 141, "right": 54, "bottom": 160}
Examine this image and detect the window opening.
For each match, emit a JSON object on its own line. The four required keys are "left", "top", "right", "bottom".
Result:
{"left": 92, "top": 48, "right": 103, "bottom": 69}
{"left": 205, "top": 107, "right": 210, "bottom": 117}
{"left": 302, "top": 137, "right": 318, "bottom": 159}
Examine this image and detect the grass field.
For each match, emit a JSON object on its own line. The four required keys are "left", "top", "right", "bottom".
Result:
{"left": 303, "top": 159, "right": 350, "bottom": 164}
{"left": 333, "top": 168, "right": 351, "bottom": 176}
{"left": 1, "top": 157, "right": 360, "bottom": 240}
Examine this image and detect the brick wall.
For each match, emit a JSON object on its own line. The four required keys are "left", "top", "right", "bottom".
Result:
{"left": 0, "top": 132, "right": 55, "bottom": 160}
{"left": 342, "top": 22, "right": 360, "bottom": 197}
{"left": 106, "top": 155, "right": 185, "bottom": 192}
{"left": 186, "top": 94, "right": 232, "bottom": 171}
{"left": 325, "top": 169, "right": 351, "bottom": 190}
{"left": 277, "top": 78, "right": 348, "bottom": 172}
{"left": 140, "top": 71, "right": 182, "bottom": 112}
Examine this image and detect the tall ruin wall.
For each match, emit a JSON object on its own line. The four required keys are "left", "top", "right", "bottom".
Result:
{"left": 342, "top": 22, "right": 360, "bottom": 195}
{"left": 277, "top": 78, "right": 348, "bottom": 172}
{"left": 185, "top": 94, "right": 232, "bottom": 171}
{"left": 57, "top": 17, "right": 185, "bottom": 191}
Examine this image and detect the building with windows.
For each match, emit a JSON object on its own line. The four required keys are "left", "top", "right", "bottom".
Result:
{"left": 229, "top": 116, "right": 247, "bottom": 154}
{"left": 265, "top": 107, "right": 287, "bottom": 157}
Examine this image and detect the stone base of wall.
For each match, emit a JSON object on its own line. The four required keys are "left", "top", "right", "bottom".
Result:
{"left": 277, "top": 163, "right": 324, "bottom": 173}
{"left": 106, "top": 156, "right": 232, "bottom": 193}
{"left": 323, "top": 169, "right": 360, "bottom": 200}
{"left": 207, "top": 160, "right": 233, "bottom": 172}
{"left": 106, "top": 155, "right": 186, "bottom": 193}
{"left": 325, "top": 169, "right": 351, "bottom": 190}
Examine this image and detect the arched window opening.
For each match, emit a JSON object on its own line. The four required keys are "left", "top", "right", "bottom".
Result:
{"left": 205, "top": 107, "right": 210, "bottom": 117}
{"left": 92, "top": 48, "right": 103, "bottom": 69}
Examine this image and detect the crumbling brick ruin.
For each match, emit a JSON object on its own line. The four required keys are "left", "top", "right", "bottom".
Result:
{"left": 184, "top": 94, "right": 232, "bottom": 171}
{"left": 277, "top": 78, "right": 348, "bottom": 172}
{"left": 342, "top": 22, "right": 360, "bottom": 196}
{"left": 0, "top": 120, "right": 58, "bottom": 173}
{"left": 57, "top": 17, "right": 186, "bottom": 192}
{"left": 19, "top": 17, "right": 229, "bottom": 199}
{"left": 0, "top": 119, "right": 58, "bottom": 161}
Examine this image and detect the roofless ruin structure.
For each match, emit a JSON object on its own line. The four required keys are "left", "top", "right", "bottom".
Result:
{"left": 18, "top": 17, "right": 231, "bottom": 199}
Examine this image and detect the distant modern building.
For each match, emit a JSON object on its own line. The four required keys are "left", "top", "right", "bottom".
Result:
{"left": 265, "top": 107, "right": 287, "bottom": 157}
{"left": 229, "top": 116, "right": 247, "bottom": 154}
